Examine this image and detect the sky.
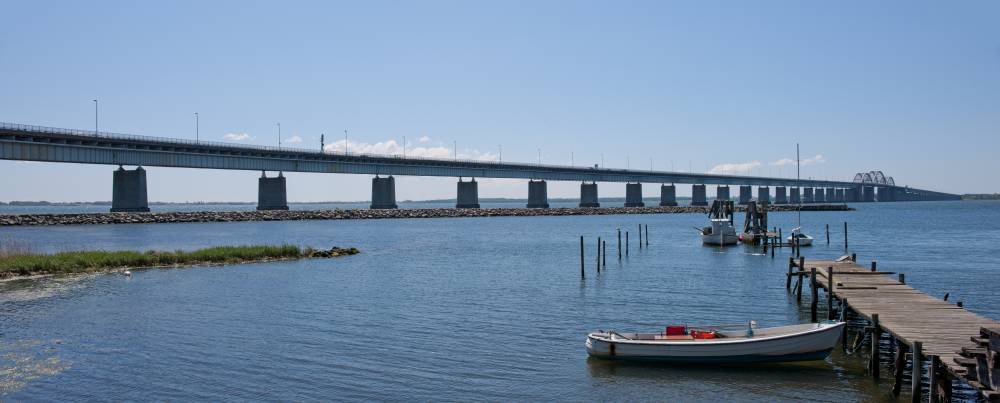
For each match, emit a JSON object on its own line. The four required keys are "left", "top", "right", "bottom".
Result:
{"left": 1, "top": 0, "right": 998, "bottom": 202}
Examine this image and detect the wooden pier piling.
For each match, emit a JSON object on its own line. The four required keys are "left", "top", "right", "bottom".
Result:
{"left": 871, "top": 313, "right": 881, "bottom": 380}
{"left": 626, "top": 232, "right": 629, "bottom": 256}
{"left": 638, "top": 224, "right": 642, "bottom": 248}
{"left": 893, "top": 342, "right": 908, "bottom": 395}
{"left": 912, "top": 341, "right": 923, "bottom": 403}
{"left": 826, "top": 224, "right": 830, "bottom": 245}
{"left": 827, "top": 267, "right": 834, "bottom": 320}
{"left": 844, "top": 222, "right": 848, "bottom": 251}
{"left": 580, "top": 236, "right": 584, "bottom": 278}
{"left": 644, "top": 224, "right": 648, "bottom": 246}
{"left": 602, "top": 240, "right": 606, "bottom": 268}
{"left": 810, "top": 267, "right": 818, "bottom": 323}
{"left": 786, "top": 257, "right": 794, "bottom": 290}
{"left": 617, "top": 228, "right": 621, "bottom": 260}
{"left": 597, "top": 237, "right": 601, "bottom": 273}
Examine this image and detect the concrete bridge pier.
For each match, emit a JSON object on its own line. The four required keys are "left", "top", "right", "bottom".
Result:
{"left": 803, "top": 187, "right": 814, "bottom": 203}
{"left": 456, "top": 178, "right": 480, "bottom": 208}
{"left": 716, "top": 185, "right": 730, "bottom": 201}
{"left": 862, "top": 186, "right": 875, "bottom": 202}
{"left": 111, "top": 166, "right": 150, "bottom": 212}
{"left": 757, "top": 186, "right": 770, "bottom": 204}
{"left": 738, "top": 185, "right": 752, "bottom": 205}
{"left": 257, "top": 171, "right": 289, "bottom": 210}
{"left": 825, "top": 187, "right": 835, "bottom": 202}
{"left": 527, "top": 180, "right": 549, "bottom": 208}
{"left": 691, "top": 184, "right": 708, "bottom": 206}
{"left": 370, "top": 176, "right": 398, "bottom": 209}
{"left": 834, "top": 188, "right": 845, "bottom": 202}
{"left": 774, "top": 186, "right": 788, "bottom": 204}
{"left": 659, "top": 184, "right": 677, "bottom": 206}
{"left": 790, "top": 187, "right": 801, "bottom": 204}
{"left": 814, "top": 188, "right": 825, "bottom": 203}
{"left": 625, "top": 183, "right": 645, "bottom": 207}
{"left": 579, "top": 182, "right": 599, "bottom": 207}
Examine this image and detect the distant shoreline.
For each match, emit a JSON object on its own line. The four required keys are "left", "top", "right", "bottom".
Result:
{"left": 0, "top": 204, "right": 852, "bottom": 227}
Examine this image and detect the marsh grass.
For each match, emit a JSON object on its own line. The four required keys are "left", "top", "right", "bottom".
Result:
{"left": 0, "top": 244, "right": 310, "bottom": 277}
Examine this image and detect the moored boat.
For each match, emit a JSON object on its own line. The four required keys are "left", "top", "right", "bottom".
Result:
{"left": 786, "top": 226, "right": 814, "bottom": 247}
{"left": 699, "top": 199, "right": 737, "bottom": 246}
{"left": 586, "top": 321, "right": 844, "bottom": 363}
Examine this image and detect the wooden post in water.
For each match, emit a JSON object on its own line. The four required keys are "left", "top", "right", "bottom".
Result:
{"left": 602, "top": 240, "right": 606, "bottom": 268}
{"left": 892, "top": 340, "right": 909, "bottom": 395}
{"left": 911, "top": 341, "right": 923, "bottom": 403}
{"left": 844, "top": 222, "right": 848, "bottom": 251}
{"left": 871, "top": 260, "right": 877, "bottom": 272}
{"left": 778, "top": 228, "right": 783, "bottom": 247}
{"left": 580, "top": 236, "right": 585, "bottom": 278}
{"left": 827, "top": 266, "right": 835, "bottom": 320}
{"left": 841, "top": 298, "right": 849, "bottom": 352}
{"left": 871, "top": 313, "right": 881, "bottom": 380}
{"left": 617, "top": 228, "right": 621, "bottom": 260}
{"left": 638, "top": 224, "right": 642, "bottom": 248}
{"left": 852, "top": 253, "right": 856, "bottom": 262}
{"left": 898, "top": 273, "right": 905, "bottom": 285}
{"left": 786, "top": 257, "right": 794, "bottom": 290}
{"left": 594, "top": 237, "right": 600, "bottom": 270}
{"left": 626, "top": 231, "right": 629, "bottom": 256}
{"left": 770, "top": 236, "right": 775, "bottom": 258}
{"left": 928, "top": 355, "right": 940, "bottom": 403}
{"left": 645, "top": 224, "right": 649, "bottom": 246}
{"left": 810, "top": 267, "right": 818, "bottom": 323}
{"left": 826, "top": 224, "right": 830, "bottom": 245}
{"left": 795, "top": 266, "right": 803, "bottom": 302}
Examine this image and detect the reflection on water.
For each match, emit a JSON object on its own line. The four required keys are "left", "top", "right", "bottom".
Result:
{"left": 0, "top": 201, "right": 998, "bottom": 400}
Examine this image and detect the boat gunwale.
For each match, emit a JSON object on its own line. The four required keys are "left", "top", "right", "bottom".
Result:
{"left": 587, "top": 322, "right": 843, "bottom": 346}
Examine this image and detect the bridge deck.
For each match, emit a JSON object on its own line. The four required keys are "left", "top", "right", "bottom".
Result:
{"left": 796, "top": 258, "right": 1000, "bottom": 400}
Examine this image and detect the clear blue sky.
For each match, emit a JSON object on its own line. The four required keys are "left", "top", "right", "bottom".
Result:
{"left": 2, "top": 0, "right": 997, "bottom": 202}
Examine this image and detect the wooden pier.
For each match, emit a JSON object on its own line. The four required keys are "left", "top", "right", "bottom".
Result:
{"left": 787, "top": 256, "right": 1000, "bottom": 402}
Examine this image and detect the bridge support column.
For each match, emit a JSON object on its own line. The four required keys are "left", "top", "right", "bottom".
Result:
{"left": 579, "top": 182, "right": 599, "bottom": 207}
{"left": 790, "top": 187, "right": 801, "bottom": 204}
{"left": 371, "top": 176, "right": 398, "bottom": 209}
{"left": 825, "top": 187, "right": 835, "bottom": 203}
{"left": 846, "top": 187, "right": 860, "bottom": 202}
{"left": 774, "top": 186, "right": 787, "bottom": 204}
{"left": 814, "top": 188, "right": 825, "bottom": 203}
{"left": 862, "top": 186, "right": 875, "bottom": 202}
{"left": 691, "top": 184, "right": 708, "bottom": 206}
{"left": 738, "top": 185, "right": 752, "bottom": 205}
{"left": 757, "top": 186, "right": 770, "bottom": 204}
{"left": 803, "top": 187, "right": 814, "bottom": 203}
{"left": 111, "top": 166, "right": 150, "bottom": 212}
{"left": 625, "top": 183, "right": 644, "bottom": 207}
{"left": 456, "top": 178, "right": 480, "bottom": 208}
{"left": 527, "top": 180, "right": 549, "bottom": 208}
{"left": 257, "top": 172, "right": 289, "bottom": 210}
{"left": 659, "top": 184, "right": 677, "bottom": 206}
{"left": 716, "top": 185, "right": 730, "bottom": 201}
{"left": 835, "top": 188, "right": 845, "bottom": 202}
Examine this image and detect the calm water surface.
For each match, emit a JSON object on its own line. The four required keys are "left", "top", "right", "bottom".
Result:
{"left": 2, "top": 201, "right": 998, "bottom": 401}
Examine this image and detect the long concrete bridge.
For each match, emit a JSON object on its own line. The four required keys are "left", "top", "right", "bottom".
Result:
{"left": 0, "top": 122, "right": 959, "bottom": 212}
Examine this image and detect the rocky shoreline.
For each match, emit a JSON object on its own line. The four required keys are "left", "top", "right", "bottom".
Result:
{"left": 0, "top": 204, "right": 851, "bottom": 226}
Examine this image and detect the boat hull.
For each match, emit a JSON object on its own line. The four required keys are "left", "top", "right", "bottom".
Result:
{"left": 701, "top": 233, "right": 738, "bottom": 245}
{"left": 586, "top": 323, "right": 843, "bottom": 363}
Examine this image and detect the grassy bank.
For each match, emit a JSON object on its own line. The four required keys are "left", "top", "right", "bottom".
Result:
{"left": 0, "top": 244, "right": 358, "bottom": 278}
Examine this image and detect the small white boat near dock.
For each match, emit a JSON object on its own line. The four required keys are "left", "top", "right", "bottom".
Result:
{"left": 586, "top": 322, "right": 844, "bottom": 363}
{"left": 699, "top": 200, "right": 737, "bottom": 246}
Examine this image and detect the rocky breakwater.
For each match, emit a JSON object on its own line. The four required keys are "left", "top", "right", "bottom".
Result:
{"left": 0, "top": 204, "right": 851, "bottom": 226}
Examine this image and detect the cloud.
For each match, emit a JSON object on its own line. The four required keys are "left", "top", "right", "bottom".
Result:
{"left": 323, "top": 139, "right": 497, "bottom": 161}
{"left": 285, "top": 135, "right": 303, "bottom": 144}
{"left": 418, "top": 135, "right": 430, "bottom": 143}
{"left": 769, "top": 154, "right": 826, "bottom": 166}
{"left": 223, "top": 132, "right": 251, "bottom": 141}
{"left": 709, "top": 161, "right": 762, "bottom": 175}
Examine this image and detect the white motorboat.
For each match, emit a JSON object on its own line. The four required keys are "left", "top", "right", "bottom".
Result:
{"left": 586, "top": 321, "right": 844, "bottom": 363}
{"left": 786, "top": 226, "right": 813, "bottom": 247}
{"left": 699, "top": 200, "right": 737, "bottom": 246}
{"left": 701, "top": 219, "right": 737, "bottom": 245}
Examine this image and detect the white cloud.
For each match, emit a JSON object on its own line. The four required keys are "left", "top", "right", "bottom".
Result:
{"left": 223, "top": 132, "right": 251, "bottom": 141}
{"left": 323, "top": 139, "right": 497, "bottom": 161}
{"left": 709, "top": 161, "right": 762, "bottom": 175}
{"left": 418, "top": 135, "right": 430, "bottom": 143}
{"left": 770, "top": 154, "right": 826, "bottom": 167}
{"left": 285, "top": 135, "right": 303, "bottom": 144}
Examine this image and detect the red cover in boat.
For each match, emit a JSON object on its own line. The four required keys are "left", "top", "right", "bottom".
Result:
{"left": 665, "top": 325, "right": 686, "bottom": 336}
{"left": 690, "top": 330, "right": 717, "bottom": 339}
